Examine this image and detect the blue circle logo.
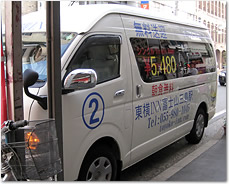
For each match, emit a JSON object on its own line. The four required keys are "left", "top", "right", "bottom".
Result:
{"left": 82, "top": 92, "right": 105, "bottom": 129}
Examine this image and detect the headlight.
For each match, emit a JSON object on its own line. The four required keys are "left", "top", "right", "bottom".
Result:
{"left": 220, "top": 72, "right": 226, "bottom": 77}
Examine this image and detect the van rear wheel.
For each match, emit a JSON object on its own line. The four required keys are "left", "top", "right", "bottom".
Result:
{"left": 78, "top": 145, "right": 117, "bottom": 181}
{"left": 185, "top": 108, "right": 206, "bottom": 144}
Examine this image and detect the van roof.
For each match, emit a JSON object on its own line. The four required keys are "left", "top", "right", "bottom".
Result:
{"left": 22, "top": 4, "right": 207, "bottom": 33}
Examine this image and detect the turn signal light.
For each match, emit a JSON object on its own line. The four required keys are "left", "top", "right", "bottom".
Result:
{"left": 25, "top": 132, "right": 40, "bottom": 150}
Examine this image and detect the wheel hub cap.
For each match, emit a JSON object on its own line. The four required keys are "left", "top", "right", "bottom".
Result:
{"left": 86, "top": 156, "right": 112, "bottom": 181}
{"left": 196, "top": 114, "right": 204, "bottom": 137}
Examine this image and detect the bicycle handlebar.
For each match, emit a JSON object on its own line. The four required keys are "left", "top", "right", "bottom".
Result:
{"left": 1, "top": 119, "right": 29, "bottom": 181}
{"left": 9, "top": 120, "right": 28, "bottom": 130}
{"left": 2, "top": 120, "right": 28, "bottom": 134}
{"left": 1, "top": 126, "right": 8, "bottom": 134}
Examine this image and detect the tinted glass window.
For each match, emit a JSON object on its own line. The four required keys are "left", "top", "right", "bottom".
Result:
{"left": 22, "top": 32, "right": 77, "bottom": 82}
{"left": 66, "top": 35, "right": 121, "bottom": 84}
{"left": 130, "top": 38, "right": 215, "bottom": 83}
{"left": 186, "top": 42, "right": 216, "bottom": 74}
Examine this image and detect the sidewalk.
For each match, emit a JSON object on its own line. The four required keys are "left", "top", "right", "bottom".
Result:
{"left": 151, "top": 116, "right": 226, "bottom": 182}
{"left": 167, "top": 135, "right": 226, "bottom": 181}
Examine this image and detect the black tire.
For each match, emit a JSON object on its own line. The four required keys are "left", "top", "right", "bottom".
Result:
{"left": 78, "top": 145, "right": 117, "bottom": 181}
{"left": 185, "top": 108, "right": 206, "bottom": 144}
{"left": 220, "top": 82, "right": 225, "bottom": 86}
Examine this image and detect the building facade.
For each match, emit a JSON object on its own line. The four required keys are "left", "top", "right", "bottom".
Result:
{"left": 2, "top": 1, "right": 227, "bottom": 69}
{"left": 197, "top": 1, "right": 227, "bottom": 69}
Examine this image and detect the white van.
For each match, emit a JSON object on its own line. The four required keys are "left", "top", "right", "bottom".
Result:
{"left": 22, "top": 5, "right": 217, "bottom": 181}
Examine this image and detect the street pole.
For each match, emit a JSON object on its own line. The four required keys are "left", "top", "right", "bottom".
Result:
{"left": 4, "top": 1, "right": 24, "bottom": 121}
{"left": 46, "top": 1, "right": 64, "bottom": 181}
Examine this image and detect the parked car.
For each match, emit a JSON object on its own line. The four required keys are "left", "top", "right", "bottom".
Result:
{"left": 219, "top": 70, "right": 226, "bottom": 86}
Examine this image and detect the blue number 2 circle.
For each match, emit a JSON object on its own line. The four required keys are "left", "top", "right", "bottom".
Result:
{"left": 82, "top": 92, "right": 105, "bottom": 129}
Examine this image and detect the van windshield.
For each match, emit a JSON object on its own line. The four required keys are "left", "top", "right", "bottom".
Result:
{"left": 22, "top": 32, "right": 77, "bottom": 82}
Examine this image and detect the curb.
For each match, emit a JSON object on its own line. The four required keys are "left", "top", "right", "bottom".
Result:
{"left": 151, "top": 139, "right": 220, "bottom": 181}
{"left": 151, "top": 115, "right": 225, "bottom": 181}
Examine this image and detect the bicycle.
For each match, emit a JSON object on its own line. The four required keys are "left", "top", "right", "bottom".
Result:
{"left": 1, "top": 119, "right": 62, "bottom": 181}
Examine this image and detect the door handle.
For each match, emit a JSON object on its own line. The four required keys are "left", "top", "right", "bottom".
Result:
{"left": 136, "top": 85, "right": 142, "bottom": 98}
{"left": 115, "top": 89, "right": 125, "bottom": 97}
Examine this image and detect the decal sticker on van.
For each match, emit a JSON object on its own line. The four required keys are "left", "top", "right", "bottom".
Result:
{"left": 152, "top": 82, "right": 174, "bottom": 96}
{"left": 135, "top": 90, "right": 193, "bottom": 132}
{"left": 144, "top": 55, "right": 177, "bottom": 77}
{"left": 82, "top": 92, "right": 105, "bottom": 129}
{"left": 133, "top": 21, "right": 167, "bottom": 38}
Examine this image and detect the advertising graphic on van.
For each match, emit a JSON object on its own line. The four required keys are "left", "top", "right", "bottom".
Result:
{"left": 82, "top": 92, "right": 105, "bottom": 129}
{"left": 143, "top": 55, "right": 176, "bottom": 77}
{"left": 135, "top": 90, "right": 193, "bottom": 131}
{"left": 134, "top": 21, "right": 167, "bottom": 39}
{"left": 152, "top": 82, "right": 174, "bottom": 96}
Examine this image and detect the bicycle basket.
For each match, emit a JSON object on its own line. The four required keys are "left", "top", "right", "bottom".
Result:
{"left": 4, "top": 119, "right": 62, "bottom": 180}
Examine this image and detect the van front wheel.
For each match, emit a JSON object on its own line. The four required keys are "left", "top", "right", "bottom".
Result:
{"left": 185, "top": 108, "right": 206, "bottom": 144}
{"left": 78, "top": 145, "right": 117, "bottom": 181}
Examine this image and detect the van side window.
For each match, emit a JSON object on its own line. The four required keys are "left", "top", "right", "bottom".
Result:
{"left": 66, "top": 35, "right": 121, "bottom": 84}
{"left": 159, "top": 40, "right": 179, "bottom": 80}
{"left": 199, "top": 43, "right": 216, "bottom": 73}
{"left": 130, "top": 38, "right": 164, "bottom": 82}
{"left": 130, "top": 38, "right": 215, "bottom": 83}
{"left": 185, "top": 42, "right": 216, "bottom": 75}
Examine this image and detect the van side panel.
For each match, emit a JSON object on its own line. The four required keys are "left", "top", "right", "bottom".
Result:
{"left": 121, "top": 14, "right": 216, "bottom": 166}
{"left": 121, "top": 15, "right": 211, "bottom": 43}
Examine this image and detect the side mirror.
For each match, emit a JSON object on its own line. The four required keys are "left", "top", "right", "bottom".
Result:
{"left": 64, "top": 69, "right": 97, "bottom": 91}
{"left": 23, "top": 69, "right": 39, "bottom": 88}
{"left": 23, "top": 69, "right": 47, "bottom": 110}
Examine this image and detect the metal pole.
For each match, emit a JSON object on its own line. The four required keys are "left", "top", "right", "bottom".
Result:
{"left": 46, "top": 1, "right": 64, "bottom": 181}
{"left": 4, "top": 1, "right": 23, "bottom": 121}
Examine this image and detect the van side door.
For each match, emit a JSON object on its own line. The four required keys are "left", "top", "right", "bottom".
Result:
{"left": 61, "top": 34, "right": 132, "bottom": 180}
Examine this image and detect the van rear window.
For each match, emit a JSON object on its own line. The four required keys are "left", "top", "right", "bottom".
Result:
{"left": 130, "top": 38, "right": 216, "bottom": 83}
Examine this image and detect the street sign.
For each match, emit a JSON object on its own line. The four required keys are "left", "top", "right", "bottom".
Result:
{"left": 141, "top": 1, "right": 149, "bottom": 10}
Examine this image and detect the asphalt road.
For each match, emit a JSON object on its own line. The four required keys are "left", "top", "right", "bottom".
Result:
{"left": 215, "top": 82, "right": 226, "bottom": 113}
